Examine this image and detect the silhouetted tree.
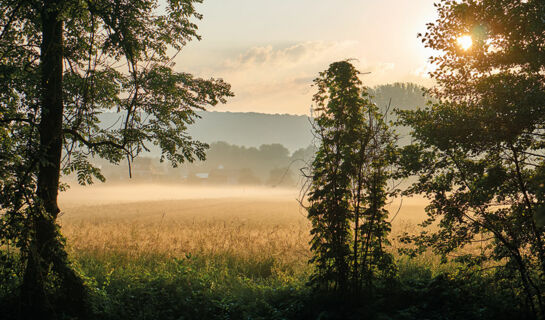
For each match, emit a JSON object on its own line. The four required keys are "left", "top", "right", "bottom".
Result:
{"left": 398, "top": 0, "right": 545, "bottom": 317}
{"left": 0, "top": 0, "right": 232, "bottom": 318}
{"left": 306, "top": 61, "right": 397, "bottom": 293}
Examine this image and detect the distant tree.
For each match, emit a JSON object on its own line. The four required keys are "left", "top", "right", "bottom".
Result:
{"left": 267, "top": 167, "right": 295, "bottom": 187}
{"left": 208, "top": 167, "right": 228, "bottom": 184}
{"left": 398, "top": 0, "right": 545, "bottom": 317}
{"left": 0, "top": 0, "right": 232, "bottom": 317}
{"left": 191, "top": 142, "right": 294, "bottom": 183}
{"left": 306, "top": 61, "right": 397, "bottom": 293}
{"left": 291, "top": 145, "right": 316, "bottom": 164}
{"left": 258, "top": 143, "right": 290, "bottom": 168}
{"left": 369, "top": 82, "right": 430, "bottom": 111}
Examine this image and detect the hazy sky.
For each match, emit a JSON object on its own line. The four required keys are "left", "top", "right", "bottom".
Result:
{"left": 174, "top": 0, "right": 438, "bottom": 115}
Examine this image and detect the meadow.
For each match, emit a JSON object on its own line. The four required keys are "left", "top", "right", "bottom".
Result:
{"left": 49, "top": 184, "right": 516, "bottom": 320}
{"left": 58, "top": 183, "right": 429, "bottom": 272}
{"left": 0, "top": 183, "right": 522, "bottom": 319}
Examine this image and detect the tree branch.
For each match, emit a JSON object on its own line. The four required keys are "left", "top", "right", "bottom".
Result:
{"left": 0, "top": 117, "right": 36, "bottom": 125}
{"left": 63, "top": 128, "right": 128, "bottom": 153}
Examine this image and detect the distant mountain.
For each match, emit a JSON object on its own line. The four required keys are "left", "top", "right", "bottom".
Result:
{"left": 97, "top": 111, "right": 315, "bottom": 157}
{"left": 369, "top": 82, "right": 431, "bottom": 111}
{"left": 97, "top": 82, "right": 430, "bottom": 157}
{"left": 89, "top": 83, "right": 430, "bottom": 184}
{"left": 183, "top": 83, "right": 430, "bottom": 151}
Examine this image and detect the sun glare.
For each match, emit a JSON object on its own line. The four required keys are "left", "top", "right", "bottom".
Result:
{"left": 457, "top": 35, "right": 473, "bottom": 50}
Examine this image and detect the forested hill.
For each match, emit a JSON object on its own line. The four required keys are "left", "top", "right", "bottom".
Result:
{"left": 97, "top": 82, "right": 430, "bottom": 155}
{"left": 188, "top": 111, "right": 313, "bottom": 152}
{"left": 369, "top": 82, "right": 430, "bottom": 110}
{"left": 185, "top": 83, "right": 430, "bottom": 151}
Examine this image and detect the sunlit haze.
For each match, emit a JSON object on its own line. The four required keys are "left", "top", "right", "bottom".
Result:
{"left": 457, "top": 35, "right": 473, "bottom": 51}
{"left": 174, "top": 0, "right": 438, "bottom": 115}
{"left": 59, "top": 184, "right": 300, "bottom": 207}
{"left": 59, "top": 183, "right": 428, "bottom": 223}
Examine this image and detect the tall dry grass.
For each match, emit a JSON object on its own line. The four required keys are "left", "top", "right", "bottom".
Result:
{"left": 60, "top": 197, "right": 312, "bottom": 272}
{"left": 57, "top": 185, "right": 441, "bottom": 276}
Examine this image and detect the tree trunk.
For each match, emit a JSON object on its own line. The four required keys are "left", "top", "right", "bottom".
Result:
{"left": 21, "top": 1, "right": 88, "bottom": 318}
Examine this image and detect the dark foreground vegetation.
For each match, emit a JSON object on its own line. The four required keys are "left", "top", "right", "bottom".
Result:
{"left": 0, "top": 253, "right": 527, "bottom": 320}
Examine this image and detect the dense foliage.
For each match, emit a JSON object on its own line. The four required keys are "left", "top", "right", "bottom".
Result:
{"left": 0, "top": 249, "right": 527, "bottom": 320}
{"left": 306, "top": 61, "right": 397, "bottom": 293}
{"left": 398, "top": 0, "right": 545, "bottom": 317}
{"left": 0, "top": 0, "right": 231, "bottom": 317}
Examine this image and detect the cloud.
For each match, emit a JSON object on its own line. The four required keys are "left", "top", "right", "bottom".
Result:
{"left": 222, "top": 41, "right": 358, "bottom": 70}
{"left": 411, "top": 63, "right": 437, "bottom": 79}
{"left": 180, "top": 41, "right": 404, "bottom": 114}
{"left": 371, "top": 62, "right": 395, "bottom": 73}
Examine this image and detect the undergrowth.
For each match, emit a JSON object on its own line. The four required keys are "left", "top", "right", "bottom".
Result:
{"left": 0, "top": 250, "right": 528, "bottom": 320}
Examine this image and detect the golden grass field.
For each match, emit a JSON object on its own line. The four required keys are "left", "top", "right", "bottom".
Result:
{"left": 58, "top": 183, "right": 430, "bottom": 271}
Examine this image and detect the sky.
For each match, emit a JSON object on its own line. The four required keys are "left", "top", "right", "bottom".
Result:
{"left": 173, "top": 0, "right": 439, "bottom": 115}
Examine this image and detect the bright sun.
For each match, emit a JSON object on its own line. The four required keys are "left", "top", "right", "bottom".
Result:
{"left": 457, "top": 35, "right": 473, "bottom": 50}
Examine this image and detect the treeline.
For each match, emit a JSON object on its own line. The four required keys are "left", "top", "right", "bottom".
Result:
{"left": 91, "top": 142, "right": 315, "bottom": 187}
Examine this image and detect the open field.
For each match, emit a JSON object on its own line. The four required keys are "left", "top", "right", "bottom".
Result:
{"left": 2, "top": 184, "right": 520, "bottom": 320}
{"left": 60, "top": 197, "right": 312, "bottom": 270}
{"left": 58, "top": 183, "right": 429, "bottom": 263}
{"left": 57, "top": 183, "right": 433, "bottom": 281}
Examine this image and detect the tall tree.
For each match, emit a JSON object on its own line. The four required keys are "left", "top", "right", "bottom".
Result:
{"left": 398, "top": 0, "right": 545, "bottom": 317}
{"left": 306, "top": 61, "right": 396, "bottom": 293}
{"left": 0, "top": 0, "right": 232, "bottom": 318}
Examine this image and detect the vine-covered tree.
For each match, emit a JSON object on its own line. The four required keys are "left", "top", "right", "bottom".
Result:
{"left": 398, "top": 0, "right": 545, "bottom": 317}
{"left": 0, "top": 0, "right": 232, "bottom": 318}
{"left": 306, "top": 61, "right": 397, "bottom": 293}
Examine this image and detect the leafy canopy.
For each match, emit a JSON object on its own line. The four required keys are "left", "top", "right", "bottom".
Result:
{"left": 0, "top": 1, "right": 233, "bottom": 316}
{"left": 399, "top": 0, "right": 545, "bottom": 316}
{"left": 1, "top": 0, "right": 233, "bottom": 185}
